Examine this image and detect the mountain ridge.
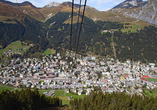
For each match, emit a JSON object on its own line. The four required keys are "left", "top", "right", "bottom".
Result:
{"left": 0, "top": 0, "right": 36, "bottom": 7}
{"left": 112, "top": 0, "right": 157, "bottom": 25}
{"left": 0, "top": 0, "right": 157, "bottom": 63}
{"left": 1, "top": 0, "right": 156, "bottom": 25}
{"left": 113, "top": 0, "right": 147, "bottom": 9}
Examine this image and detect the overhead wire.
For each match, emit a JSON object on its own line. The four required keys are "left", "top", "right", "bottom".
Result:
{"left": 74, "top": 0, "right": 82, "bottom": 50}
{"left": 16, "top": 0, "right": 87, "bottom": 69}
{"left": 73, "top": 0, "right": 82, "bottom": 67}
{"left": 70, "top": 0, "right": 87, "bottom": 70}
{"left": 70, "top": 0, "right": 74, "bottom": 52}
{"left": 75, "top": 0, "right": 87, "bottom": 54}
{"left": 69, "top": 0, "right": 74, "bottom": 68}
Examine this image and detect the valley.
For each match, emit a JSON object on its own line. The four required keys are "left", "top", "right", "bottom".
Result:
{"left": 0, "top": 0, "right": 157, "bottom": 109}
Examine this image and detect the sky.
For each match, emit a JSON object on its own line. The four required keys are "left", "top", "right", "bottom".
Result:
{"left": 7, "top": 0, "right": 147, "bottom": 11}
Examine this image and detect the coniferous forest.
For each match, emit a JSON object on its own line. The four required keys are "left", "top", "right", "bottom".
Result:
{"left": 1, "top": 89, "right": 157, "bottom": 110}
{"left": 1, "top": 12, "right": 157, "bottom": 63}
{"left": 70, "top": 91, "right": 157, "bottom": 110}
{"left": 0, "top": 88, "right": 62, "bottom": 110}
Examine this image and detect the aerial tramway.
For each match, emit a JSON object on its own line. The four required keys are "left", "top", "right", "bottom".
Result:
{"left": 15, "top": 0, "right": 88, "bottom": 67}
{"left": 68, "top": 0, "right": 87, "bottom": 67}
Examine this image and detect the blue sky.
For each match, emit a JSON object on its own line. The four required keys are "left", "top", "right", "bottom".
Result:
{"left": 7, "top": 0, "right": 147, "bottom": 11}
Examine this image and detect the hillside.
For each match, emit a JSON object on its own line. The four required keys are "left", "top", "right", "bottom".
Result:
{"left": 44, "top": 12, "right": 157, "bottom": 63}
{"left": 0, "top": 0, "right": 154, "bottom": 26}
{"left": 0, "top": 0, "right": 45, "bottom": 21}
{"left": 0, "top": 1, "right": 26, "bottom": 22}
{"left": 0, "top": 2, "right": 49, "bottom": 58}
{"left": 0, "top": 0, "right": 157, "bottom": 63}
{"left": 112, "top": 0, "right": 157, "bottom": 25}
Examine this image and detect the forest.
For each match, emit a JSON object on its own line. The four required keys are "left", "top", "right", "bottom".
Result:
{"left": 0, "top": 12, "right": 157, "bottom": 63}
{"left": 1, "top": 88, "right": 157, "bottom": 110}
{"left": 45, "top": 12, "right": 157, "bottom": 63}
{"left": 92, "top": 25, "right": 157, "bottom": 63}
{"left": 0, "top": 88, "right": 62, "bottom": 110}
{"left": 70, "top": 91, "right": 157, "bottom": 110}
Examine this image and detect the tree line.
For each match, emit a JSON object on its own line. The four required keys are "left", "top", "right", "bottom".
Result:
{"left": 0, "top": 88, "right": 62, "bottom": 110}
{"left": 70, "top": 91, "right": 157, "bottom": 110}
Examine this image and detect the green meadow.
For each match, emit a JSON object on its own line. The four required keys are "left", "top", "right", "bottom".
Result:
{"left": 143, "top": 89, "right": 157, "bottom": 98}
{"left": 121, "top": 24, "right": 141, "bottom": 33}
{"left": 0, "top": 85, "right": 14, "bottom": 92}
{"left": 43, "top": 48, "right": 56, "bottom": 55}
{"left": 0, "top": 41, "right": 30, "bottom": 56}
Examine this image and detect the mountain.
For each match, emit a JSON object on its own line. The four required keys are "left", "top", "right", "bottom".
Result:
{"left": 39, "top": 1, "right": 150, "bottom": 26}
{"left": 40, "top": 2, "right": 86, "bottom": 22}
{"left": 0, "top": 0, "right": 157, "bottom": 63}
{"left": 112, "top": 0, "right": 157, "bottom": 25}
{"left": 0, "top": 0, "right": 36, "bottom": 7}
{"left": 43, "top": 12, "right": 157, "bottom": 63}
{"left": 0, "top": 1, "right": 49, "bottom": 56}
{"left": 113, "top": 0, "right": 147, "bottom": 9}
{"left": 0, "top": 1, "right": 26, "bottom": 21}
{"left": 0, "top": 0, "right": 45, "bottom": 20}
{"left": 44, "top": 2, "right": 60, "bottom": 8}
{"left": 0, "top": 0, "right": 151, "bottom": 25}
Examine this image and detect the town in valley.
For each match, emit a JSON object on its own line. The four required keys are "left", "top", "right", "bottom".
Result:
{"left": 0, "top": 51, "right": 157, "bottom": 97}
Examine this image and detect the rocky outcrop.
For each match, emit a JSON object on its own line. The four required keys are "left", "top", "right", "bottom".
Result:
{"left": 113, "top": 0, "right": 147, "bottom": 9}
{"left": 44, "top": 2, "right": 60, "bottom": 8}
{"left": 112, "top": 0, "right": 157, "bottom": 25}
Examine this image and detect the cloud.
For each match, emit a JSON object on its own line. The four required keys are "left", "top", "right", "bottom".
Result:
{"left": 97, "top": 1, "right": 105, "bottom": 5}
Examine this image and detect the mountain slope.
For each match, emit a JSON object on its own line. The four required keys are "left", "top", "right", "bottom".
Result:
{"left": 113, "top": 0, "right": 147, "bottom": 9}
{"left": 1, "top": 0, "right": 152, "bottom": 26}
{"left": 0, "top": 1, "right": 49, "bottom": 54}
{"left": 0, "top": 0, "right": 157, "bottom": 63}
{"left": 0, "top": 16, "right": 48, "bottom": 48}
{"left": 39, "top": 1, "right": 151, "bottom": 27}
{"left": 112, "top": 0, "right": 157, "bottom": 25}
{"left": 44, "top": 12, "right": 157, "bottom": 63}
{"left": 0, "top": 0, "right": 36, "bottom": 7}
{"left": 0, "top": 0, "right": 45, "bottom": 21}
{"left": 0, "top": 1, "right": 26, "bottom": 22}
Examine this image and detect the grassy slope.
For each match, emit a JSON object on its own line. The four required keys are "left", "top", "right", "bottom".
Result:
{"left": 121, "top": 23, "right": 141, "bottom": 33}
{"left": 65, "top": 93, "right": 86, "bottom": 99}
{"left": 143, "top": 90, "right": 157, "bottom": 98}
{"left": 38, "top": 90, "right": 51, "bottom": 94}
{"left": 54, "top": 90, "right": 65, "bottom": 96}
{"left": 0, "top": 41, "right": 30, "bottom": 56}
{"left": 0, "top": 85, "right": 14, "bottom": 92}
{"left": 64, "top": 16, "right": 82, "bottom": 24}
{"left": 43, "top": 48, "right": 56, "bottom": 55}
{"left": 53, "top": 90, "right": 86, "bottom": 106}
{"left": 39, "top": 90, "right": 86, "bottom": 106}
{"left": 0, "top": 16, "right": 7, "bottom": 21}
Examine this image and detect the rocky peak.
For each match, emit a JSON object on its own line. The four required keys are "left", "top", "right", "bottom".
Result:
{"left": 44, "top": 2, "right": 60, "bottom": 8}
{"left": 113, "top": 0, "right": 147, "bottom": 9}
{"left": 112, "top": 0, "right": 157, "bottom": 25}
